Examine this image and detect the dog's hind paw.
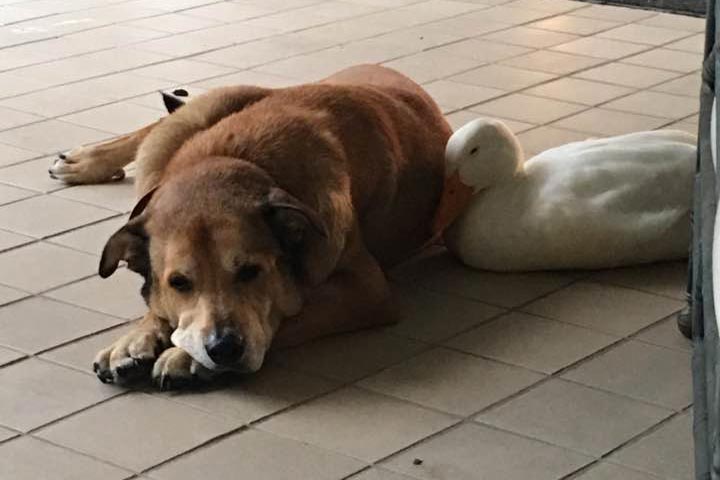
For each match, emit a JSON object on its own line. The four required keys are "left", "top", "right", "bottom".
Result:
{"left": 49, "top": 147, "right": 125, "bottom": 184}
{"left": 151, "top": 347, "right": 214, "bottom": 391}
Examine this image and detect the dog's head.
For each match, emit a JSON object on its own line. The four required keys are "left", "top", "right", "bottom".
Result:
{"left": 99, "top": 158, "right": 326, "bottom": 372}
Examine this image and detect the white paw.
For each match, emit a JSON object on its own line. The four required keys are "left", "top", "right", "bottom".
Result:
{"left": 49, "top": 148, "right": 125, "bottom": 184}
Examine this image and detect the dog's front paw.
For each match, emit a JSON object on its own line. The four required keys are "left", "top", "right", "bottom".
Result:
{"left": 93, "top": 328, "right": 168, "bottom": 384}
{"left": 152, "top": 347, "right": 214, "bottom": 391}
{"left": 49, "top": 148, "right": 125, "bottom": 184}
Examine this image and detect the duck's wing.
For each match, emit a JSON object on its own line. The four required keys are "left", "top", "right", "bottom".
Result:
{"left": 529, "top": 138, "right": 695, "bottom": 246}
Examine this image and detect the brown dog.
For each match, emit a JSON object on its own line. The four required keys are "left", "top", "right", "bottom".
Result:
{"left": 49, "top": 64, "right": 451, "bottom": 389}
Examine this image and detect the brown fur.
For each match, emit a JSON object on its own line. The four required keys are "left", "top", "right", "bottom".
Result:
{"left": 65, "top": 65, "right": 451, "bottom": 387}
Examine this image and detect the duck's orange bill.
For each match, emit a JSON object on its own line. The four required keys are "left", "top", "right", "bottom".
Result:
{"left": 428, "top": 170, "right": 475, "bottom": 243}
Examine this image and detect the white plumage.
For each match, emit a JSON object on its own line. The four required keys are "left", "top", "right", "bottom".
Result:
{"left": 442, "top": 118, "right": 696, "bottom": 271}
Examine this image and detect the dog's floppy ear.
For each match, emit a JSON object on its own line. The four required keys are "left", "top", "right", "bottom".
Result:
{"left": 262, "top": 188, "right": 327, "bottom": 267}
{"left": 99, "top": 187, "right": 157, "bottom": 278}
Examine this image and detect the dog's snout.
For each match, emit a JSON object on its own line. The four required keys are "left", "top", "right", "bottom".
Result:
{"left": 206, "top": 332, "right": 245, "bottom": 366}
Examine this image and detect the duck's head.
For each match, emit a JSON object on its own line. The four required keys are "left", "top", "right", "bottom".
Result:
{"left": 432, "top": 118, "right": 523, "bottom": 236}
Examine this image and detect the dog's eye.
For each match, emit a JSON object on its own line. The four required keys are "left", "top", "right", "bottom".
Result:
{"left": 235, "top": 264, "right": 261, "bottom": 283}
{"left": 168, "top": 274, "right": 193, "bottom": 292}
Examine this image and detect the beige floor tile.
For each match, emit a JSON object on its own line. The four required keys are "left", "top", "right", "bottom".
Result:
{"left": 48, "top": 215, "right": 128, "bottom": 255}
{"left": 552, "top": 108, "right": 669, "bottom": 136}
{"left": 0, "top": 345, "right": 25, "bottom": 367}
{"left": 191, "top": 70, "right": 298, "bottom": 90}
{"left": 501, "top": 50, "right": 604, "bottom": 75}
{"left": 0, "top": 120, "right": 111, "bottom": 154}
{"left": 418, "top": 15, "right": 511, "bottom": 40}
{"left": 651, "top": 72, "right": 701, "bottom": 97}
{"left": 0, "top": 284, "right": 28, "bottom": 306}
{"left": 505, "top": 0, "right": 586, "bottom": 14}
{"left": 0, "top": 158, "right": 69, "bottom": 193}
{"left": 62, "top": 103, "right": 163, "bottom": 136}
{"left": 52, "top": 179, "right": 136, "bottom": 213}
{"left": 36, "top": 392, "right": 239, "bottom": 471}
{"left": 0, "top": 195, "right": 114, "bottom": 238}
{"left": 589, "top": 261, "right": 687, "bottom": 300}
{"left": 158, "top": 364, "right": 338, "bottom": 423}
{"left": 149, "top": 428, "right": 364, "bottom": 480}
{"left": 359, "top": 347, "right": 543, "bottom": 415}
{"left": 622, "top": 48, "right": 703, "bottom": 73}
{"left": 445, "top": 110, "right": 534, "bottom": 133}
{"left": 471, "top": 93, "right": 586, "bottom": 124}
{"left": 349, "top": 468, "right": 417, "bottom": 480}
{"left": 0, "top": 107, "right": 43, "bottom": 131}
{"left": 639, "top": 12, "right": 706, "bottom": 32}
{"left": 40, "top": 324, "right": 133, "bottom": 372}
{"left": 423, "top": 80, "right": 505, "bottom": 110}
{"left": 598, "top": 23, "right": 691, "bottom": 46}
{"left": 134, "top": 23, "right": 278, "bottom": 57}
{"left": 530, "top": 14, "right": 621, "bottom": 35}
{"left": 132, "top": 58, "right": 236, "bottom": 84}
{"left": 389, "top": 283, "right": 504, "bottom": 343}
{"left": 45, "top": 269, "right": 146, "bottom": 320}
{"left": 522, "top": 282, "right": 684, "bottom": 336}
{"left": 273, "top": 329, "right": 425, "bottom": 382}
{"left": 0, "top": 72, "right": 54, "bottom": 100}
{"left": 0, "top": 425, "right": 17, "bottom": 442}
{"left": 61, "top": 74, "right": 172, "bottom": 104}
{"left": 260, "top": 386, "right": 456, "bottom": 462}
{"left": 609, "top": 411, "right": 693, "bottom": 479}
{"left": 195, "top": 36, "right": 329, "bottom": 70}
{"left": 563, "top": 340, "right": 691, "bottom": 410}
{"left": 569, "top": 4, "right": 657, "bottom": 22}
{"left": 472, "top": 5, "right": 554, "bottom": 24}
{"left": 0, "top": 436, "right": 132, "bottom": 480}
{"left": 0, "top": 242, "right": 96, "bottom": 293}
{"left": 573, "top": 463, "right": 664, "bottom": 480}
{"left": 182, "top": 2, "right": 276, "bottom": 21}
{"left": 0, "top": 184, "right": 35, "bottom": 206}
{"left": 0, "top": 143, "right": 37, "bottom": 168}
{"left": 665, "top": 118, "right": 698, "bottom": 134}
{"left": 383, "top": 423, "right": 592, "bottom": 480}
{"left": 517, "top": 127, "right": 591, "bottom": 156}
{"left": 433, "top": 39, "right": 532, "bottom": 63}
{"left": 477, "top": 378, "right": 671, "bottom": 455}
{"left": 636, "top": 317, "right": 691, "bottom": 352}
{"left": 449, "top": 64, "right": 557, "bottom": 91}
{"left": 0, "top": 229, "right": 32, "bottom": 252}
{"left": 552, "top": 36, "right": 649, "bottom": 60}
{"left": 257, "top": 49, "right": 363, "bottom": 83}
{"left": 448, "top": 312, "right": 618, "bottom": 374}
{"left": 665, "top": 33, "right": 704, "bottom": 53}
{"left": 526, "top": 77, "right": 633, "bottom": 105}
{"left": 0, "top": 87, "right": 106, "bottom": 119}
{"left": 574, "top": 62, "right": 681, "bottom": 88}
{"left": 394, "top": 249, "right": 577, "bottom": 308}
{"left": 125, "top": 12, "right": 221, "bottom": 33}
{"left": 604, "top": 90, "right": 696, "bottom": 119}
{"left": 0, "top": 297, "right": 123, "bottom": 353}
{"left": 382, "top": 50, "right": 485, "bottom": 84}
{"left": 482, "top": 26, "right": 579, "bottom": 48}
{"left": 0, "top": 358, "right": 118, "bottom": 431}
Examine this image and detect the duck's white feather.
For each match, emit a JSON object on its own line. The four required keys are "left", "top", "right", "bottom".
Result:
{"left": 445, "top": 129, "right": 696, "bottom": 271}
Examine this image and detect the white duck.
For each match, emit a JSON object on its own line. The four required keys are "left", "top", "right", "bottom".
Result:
{"left": 432, "top": 118, "right": 696, "bottom": 272}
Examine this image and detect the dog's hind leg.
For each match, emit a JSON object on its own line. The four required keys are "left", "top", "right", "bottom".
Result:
{"left": 49, "top": 120, "right": 160, "bottom": 185}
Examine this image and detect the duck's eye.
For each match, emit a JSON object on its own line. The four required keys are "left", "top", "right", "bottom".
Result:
{"left": 168, "top": 274, "right": 193, "bottom": 292}
{"left": 235, "top": 264, "right": 261, "bottom": 283}
{"left": 469, "top": 147, "right": 479, "bottom": 155}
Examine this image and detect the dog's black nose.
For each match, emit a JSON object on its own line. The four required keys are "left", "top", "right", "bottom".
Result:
{"left": 206, "top": 332, "right": 244, "bottom": 366}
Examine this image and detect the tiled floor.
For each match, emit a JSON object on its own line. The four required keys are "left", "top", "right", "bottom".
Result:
{"left": 0, "top": 0, "right": 699, "bottom": 478}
